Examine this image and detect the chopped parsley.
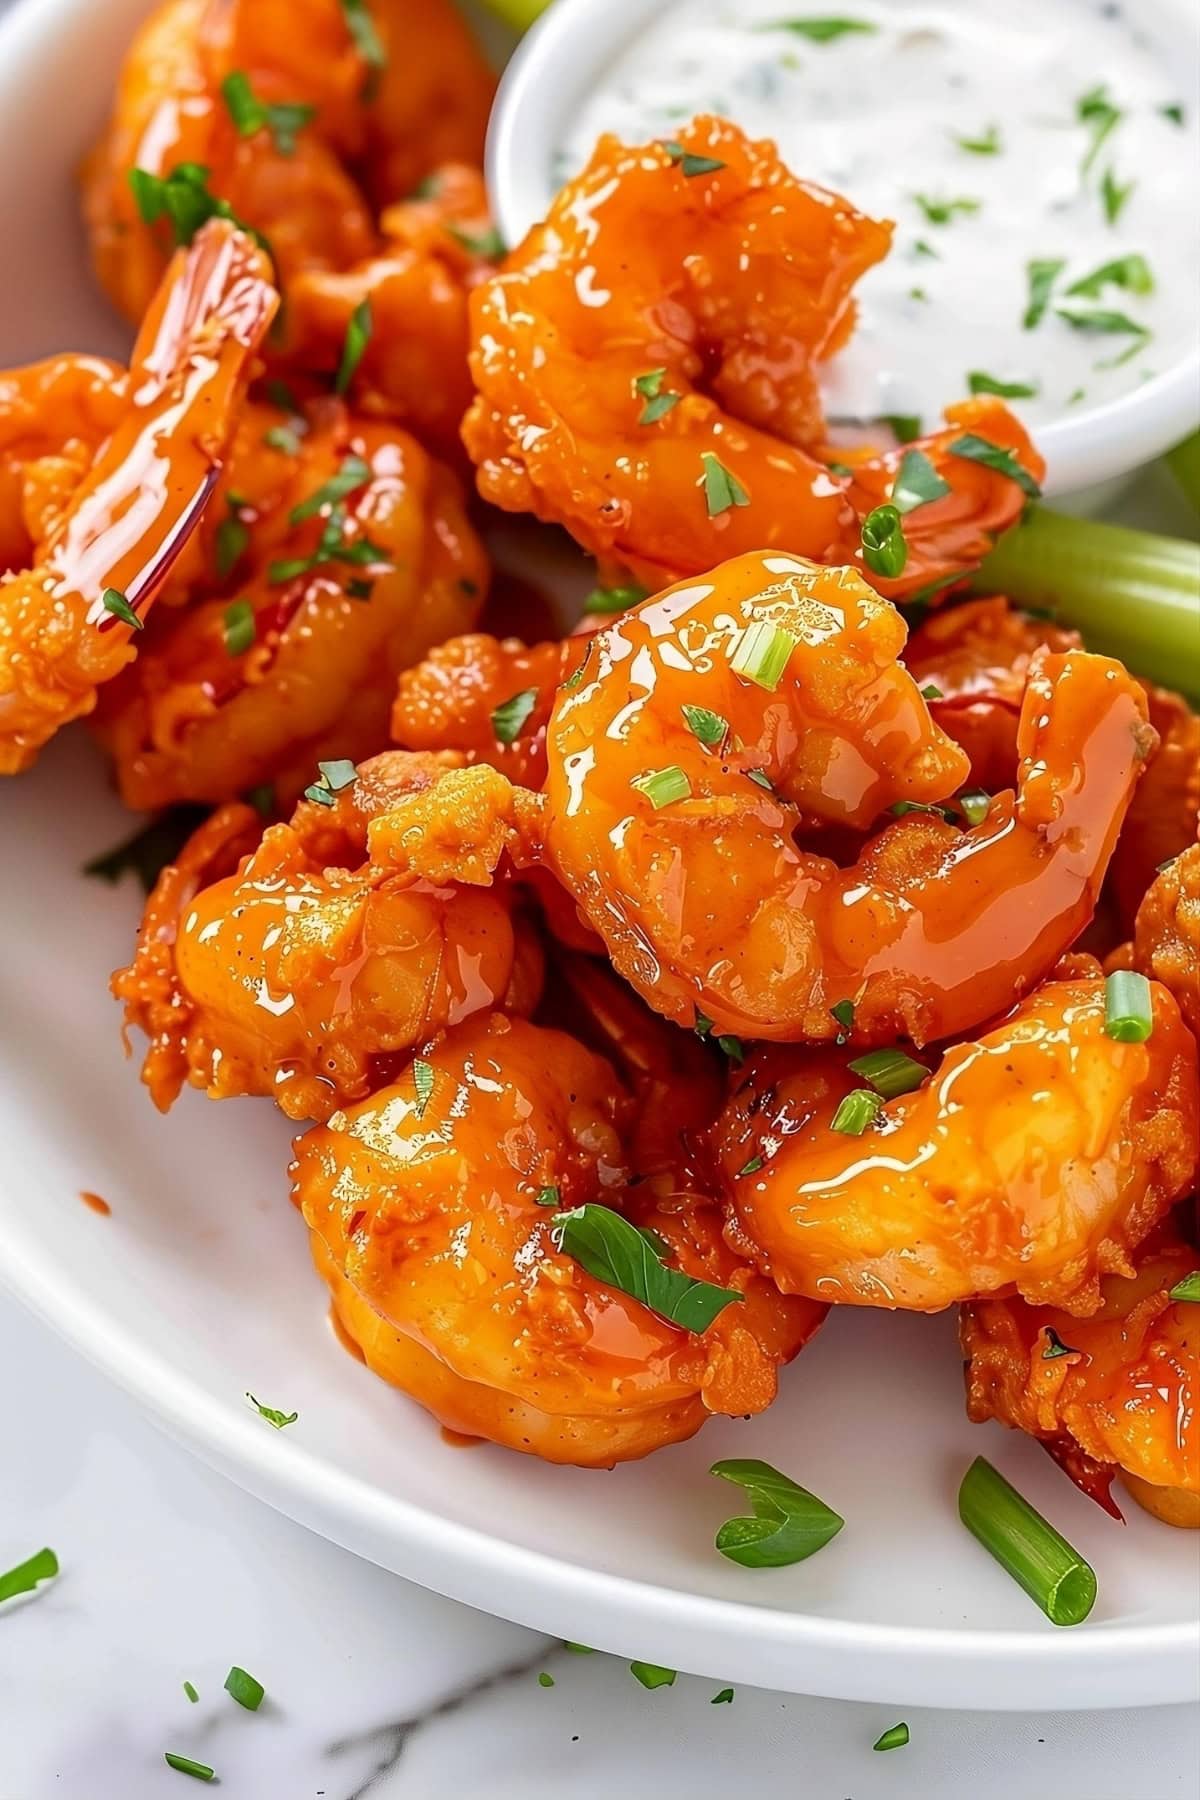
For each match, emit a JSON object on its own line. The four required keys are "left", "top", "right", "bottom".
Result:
{"left": 268, "top": 501, "right": 389, "bottom": 585}
{"left": 164, "top": 1754, "right": 215, "bottom": 1782}
{"left": 245, "top": 1393, "right": 298, "bottom": 1429}
{"left": 491, "top": 687, "right": 539, "bottom": 745}
{"left": 662, "top": 141, "right": 727, "bottom": 177}
{"left": 873, "top": 1722, "right": 910, "bottom": 1753}
{"left": 912, "top": 194, "right": 980, "bottom": 226}
{"left": 948, "top": 434, "right": 1042, "bottom": 499}
{"left": 700, "top": 451, "right": 749, "bottom": 516}
{"left": 634, "top": 367, "right": 682, "bottom": 426}
{"left": 303, "top": 758, "right": 358, "bottom": 807}
{"left": 1168, "top": 1271, "right": 1200, "bottom": 1304}
{"left": 1101, "top": 167, "right": 1134, "bottom": 226}
{"left": 1023, "top": 258, "right": 1065, "bottom": 330}
{"left": 128, "top": 162, "right": 265, "bottom": 253}
{"left": 553, "top": 1203, "right": 742, "bottom": 1331}
{"left": 967, "top": 371, "right": 1039, "bottom": 399}
{"left": 223, "top": 599, "right": 255, "bottom": 656}
{"left": 711, "top": 1687, "right": 735, "bottom": 1705}
{"left": 1077, "top": 84, "right": 1122, "bottom": 173}
{"left": 215, "top": 505, "right": 250, "bottom": 581}
{"left": 412, "top": 1057, "right": 435, "bottom": 1117}
{"left": 830, "top": 999, "right": 855, "bottom": 1043}
{"left": 537, "top": 1671, "right": 555, "bottom": 1688}
{"left": 759, "top": 19, "right": 878, "bottom": 43}
{"left": 101, "top": 587, "right": 143, "bottom": 631}
{"left": 335, "top": 298, "right": 372, "bottom": 395}
{"left": 535, "top": 1186, "right": 561, "bottom": 1208}
{"left": 289, "top": 454, "right": 372, "bottom": 525}
{"left": 1066, "top": 254, "right": 1153, "bottom": 300}
{"left": 448, "top": 223, "right": 506, "bottom": 259}
{"left": 891, "top": 448, "right": 950, "bottom": 513}
{"left": 630, "top": 1662, "right": 677, "bottom": 1689}
{"left": 584, "top": 581, "right": 647, "bottom": 615}
{"left": 220, "top": 71, "right": 314, "bottom": 155}
{"left": 954, "top": 124, "right": 1001, "bottom": 155}
{"left": 1042, "top": 1327, "right": 1079, "bottom": 1360}
{"left": 681, "top": 703, "right": 728, "bottom": 747}
{"left": 183, "top": 1681, "right": 199, "bottom": 1703}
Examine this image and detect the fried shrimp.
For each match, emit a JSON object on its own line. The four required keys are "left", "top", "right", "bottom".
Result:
{"left": 715, "top": 974, "right": 1198, "bottom": 1316}
{"left": 295, "top": 1012, "right": 825, "bottom": 1464}
{"left": 1111, "top": 684, "right": 1200, "bottom": 934}
{"left": 113, "top": 751, "right": 538, "bottom": 1121}
{"left": 963, "top": 1233, "right": 1200, "bottom": 1527}
{"left": 0, "top": 222, "right": 276, "bottom": 774}
{"left": 904, "top": 595, "right": 1080, "bottom": 791}
{"left": 91, "top": 398, "right": 486, "bottom": 809}
{"left": 82, "top": 0, "right": 495, "bottom": 324}
{"left": 1134, "top": 843, "right": 1200, "bottom": 1039}
{"left": 283, "top": 165, "right": 496, "bottom": 461}
{"left": 392, "top": 630, "right": 588, "bottom": 789}
{"left": 464, "top": 116, "right": 1043, "bottom": 597}
{"left": 0, "top": 355, "right": 128, "bottom": 573}
{"left": 543, "top": 551, "right": 1150, "bottom": 1046}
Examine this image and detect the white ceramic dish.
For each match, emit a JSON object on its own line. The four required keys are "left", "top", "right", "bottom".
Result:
{"left": 488, "top": 0, "right": 1200, "bottom": 499}
{"left": 1, "top": 0, "right": 1198, "bottom": 1710}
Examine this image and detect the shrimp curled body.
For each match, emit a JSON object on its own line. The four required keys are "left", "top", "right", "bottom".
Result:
{"left": 295, "top": 1013, "right": 825, "bottom": 1465}
{"left": 715, "top": 975, "right": 1198, "bottom": 1316}
{"left": 544, "top": 552, "right": 1150, "bottom": 1047}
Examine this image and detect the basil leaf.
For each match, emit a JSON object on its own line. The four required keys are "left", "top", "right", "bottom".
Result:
{"left": 554, "top": 1204, "right": 742, "bottom": 1332}
{"left": 891, "top": 448, "right": 950, "bottom": 513}
{"left": 710, "top": 1458, "right": 844, "bottom": 1568}
{"left": 947, "top": 433, "right": 1042, "bottom": 499}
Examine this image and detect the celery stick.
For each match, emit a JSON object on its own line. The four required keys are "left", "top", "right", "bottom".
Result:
{"left": 1166, "top": 431, "right": 1200, "bottom": 515}
{"left": 477, "top": 0, "right": 551, "bottom": 28}
{"left": 974, "top": 506, "right": 1200, "bottom": 696}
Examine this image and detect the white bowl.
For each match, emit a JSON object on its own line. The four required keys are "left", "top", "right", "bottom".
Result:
{"left": 1, "top": 0, "right": 1198, "bottom": 1711}
{"left": 487, "top": 0, "right": 1200, "bottom": 498}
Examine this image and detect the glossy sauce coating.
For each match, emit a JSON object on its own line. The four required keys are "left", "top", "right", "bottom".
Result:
{"left": 0, "top": 222, "right": 276, "bottom": 773}
{"left": 544, "top": 551, "right": 1149, "bottom": 1045}
{"left": 91, "top": 397, "right": 486, "bottom": 809}
{"left": 113, "top": 751, "right": 538, "bottom": 1120}
{"left": 962, "top": 1233, "right": 1200, "bottom": 1523}
{"left": 0, "top": 355, "right": 127, "bottom": 575}
{"left": 82, "top": 0, "right": 495, "bottom": 324}
{"left": 296, "top": 1012, "right": 824, "bottom": 1464}
{"left": 716, "top": 976, "right": 1198, "bottom": 1315}
{"left": 464, "top": 116, "right": 1043, "bottom": 598}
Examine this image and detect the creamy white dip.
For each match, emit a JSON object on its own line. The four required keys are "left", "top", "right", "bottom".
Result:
{"left": 558, "top": 1, "right": 1200, "bottom": 437}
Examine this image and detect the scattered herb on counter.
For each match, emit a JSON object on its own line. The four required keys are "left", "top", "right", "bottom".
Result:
{"left": 553, "top": 1203, "right": 743, "bottom": 1332}
{"left": 873, "top": 1722, "right": 910, "bottom": 1752}
{"left": 710, "top": 1458, "right": 844, "bottom": 1569}
{"left": 183, "top": 1681, "right": 199, "bottom": 1704}
{"left": 164, "top": 1753, "right": 216, "bottom": 1782}
{"left": 224, "top": 1666, "right": 265, "bottom": 1711}
{"left": 245, "top": 1393, "right": 298, "bottom": 1430}
{"left": 0, "top": 1547, "right": 59, "bottom": 1607}
{"left": 630, "top": 1661, "right": 677, "bottom": 1689}
{"left": 711, "top": 1687, "right": 735, "bottom": 1704}
{"left": 538, "top": 1671, "right": 555, "bottom": 1688}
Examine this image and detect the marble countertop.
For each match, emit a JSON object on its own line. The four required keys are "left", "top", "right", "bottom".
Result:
{"left": 1, "top": 1294, "right": 1195, "bottom": 1799}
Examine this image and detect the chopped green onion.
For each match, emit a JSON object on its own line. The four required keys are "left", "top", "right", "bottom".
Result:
{"left": 554, "top": 1203, "right": 742, "bottom": 1332}
{"left": 1023, "top": 258, "right": 1065, "bottom": 330}
{"left": 729, "top": 620, "right": 797, "bottom": 690}
{"left": 0, "top": 1547, "right": 59, "bottom": 1605}
{"left": 537, "top": 1671, "right": 555, "bottom": 1688}
{"left": 335, "top": 298, "right": 372, "bottom": 395}
{"left": 745, "top": 767, "right": 774, "bottom": 792}
{"left": 268, "top": 502, "right": 390, "bottom": 585}
{"left": 215, "top": 508, "right": 250, "bottom": 581}
{"left": 564, "top": 1641, "right": 595, "bottom": 1654}
{"left": 491, "top": 687, "right": 539, "bottom": 745}
{"left": 1042, "top": 1327, "right": 1079, "bottom": 1359}
{"left": 830, "top": 1088, "right": 883, "bottom": 1135}
{"left": 711, "top": 1687, "right": 735, "bottom": 1704}
{"left": 631, "top": 766, "right": 692, "bottom": 810}
{"left": 967, "top": 371, "right": 1039, "bottom": 399}
{"left": 881, "top": 412, "right": 923, "bottom": 443}
{"left": 164, "top": 1754, "right": 215, "bottom": 1782}
{"left": 1100, "top": 168, "right": 1135, "bottom": 225}
{"left": 223, "top": 599, "right": 255, "bottom": 656}
{"left": 412, "top": 1057, "right": 435, "bottom": 1117}
{"left": 958, "top": 1455, "right": 1097, "bottom": 1626}
{"left": 128, "top": 163, "right": 266, "bottom": 254}
{"left": 912, "top": 194, "right": 980, "bottom": 226}
{"left": 830, "top": 999, "right": 855, "bottom": 1043}
{"left": 892, "top": 449, "right": 950, "bottom": 513}
{"left": 634, "top": 367, "right": 681, "bottom": 425}
{"left": 1161, "top": 103, "right": 1185, "bottom": 126}
{"left": 290, "top": 454, "right": 372, "bottom": 524}
{"left": 711, "top": 1458, "right": 844, "bottom": 1568}
{"left": 715, "top": 1034, "right": 745, "bottom": 1063}
{"left": 630, "top": 1661, "right": 676, "bottom": 1689}
{"left": 1168, "top": 1271, "right": 1200, "bottom": 1304}
{"left": 920, "top": 683, "right": 943, "bottom": 700}
{"left": 948, "top": 434, "right": 1042, "bottom": 499}
{"left": 873, "top": 1722, "right": 910, "bottom": 1752}
{"left": 101, "top": 587, "right": 143, "bottom": 631}
{"left": 738, "top": 1155, "right": 764, "bottom": 1177}
{"left": 224, "top": 1666, "right": 265, "bottom": 1711}
{"left": 245, "top": 1393, "right": 298, "bottom": 1429}
{"left": 1103, "top": 969, "right": 1153, "bottom": 1042}
{"left": 954, "top": 124, "right": 1001, "bottom": 155}
{"left": 535, "top": 1185, "right": 560, "bottom": 1207}
{"left": 847, "top": 1047, "right": 926, "bottom": 1099}
{"left": 700, "top": 451, "right": 750, "bottom": 516}
{"left": 1054, "top": 303, "right": 1149, "bottom": 343}
{"left": 183, "top": 1681, "right": 199, "bottom": 1703}
{"left": 584, "top": 582, "right": 647, "bottom": 615}
{"left": 758, "top": 18, "right": 877, "bottom": 42}
{"left": 958, "top": 787, "right": 992, "bottom": 826}
{"left": 662, "top": 142, "right": 726, "bottom": 177}
{"left": 861, "top": 504, "right": 908, "bottom": 578}
{"left": 682, "top": 703, "right": 728, "bottom": 747}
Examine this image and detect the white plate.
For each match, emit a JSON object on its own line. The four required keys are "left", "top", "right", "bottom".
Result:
{"left": 1, "top": 0, "right": 1198, "bottom": 1710}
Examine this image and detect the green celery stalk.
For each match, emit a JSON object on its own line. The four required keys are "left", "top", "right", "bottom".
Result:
{"left": 1166, "top": 430, "right": 1200, "bottom": 515}
{"left": 974, "top": 506, "right": 1200, "bottom": 697}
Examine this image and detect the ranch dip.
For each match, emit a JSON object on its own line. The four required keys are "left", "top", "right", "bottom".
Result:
{"left": 558, "top": 1, "right": 1200, "bottom": 438}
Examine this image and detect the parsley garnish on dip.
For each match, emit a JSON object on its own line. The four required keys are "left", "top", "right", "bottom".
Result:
{"left": 556, "top": 0, "right": 1195, "bottom": 433}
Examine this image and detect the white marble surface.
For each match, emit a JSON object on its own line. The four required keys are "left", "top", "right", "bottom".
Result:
{"left": 0, "top": 1294, "right": 1195, "bottom": 1799}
